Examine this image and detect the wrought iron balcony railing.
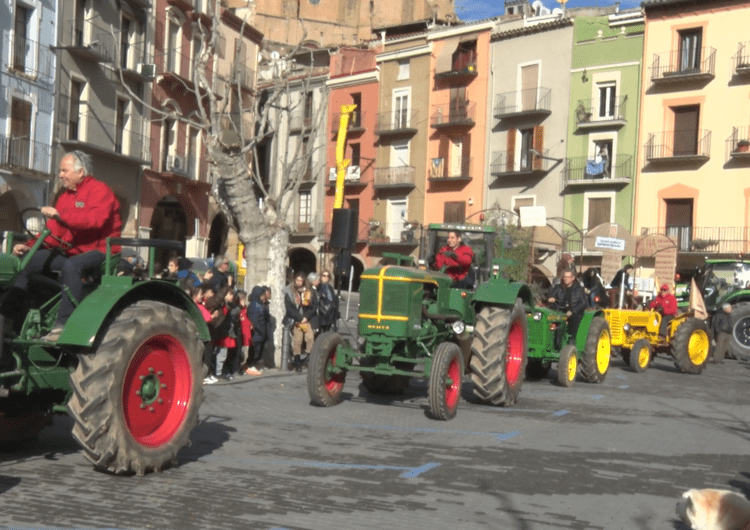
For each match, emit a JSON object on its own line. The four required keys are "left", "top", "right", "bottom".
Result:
{"left": 575, "top": 96, "right": 627, "bottom": 127}
{"left": 7, "top": 37, "right": 55, "bottom": 83}
{"left": 494, "top": 88, "right": 552, "bottom": 119}
{"left": 0, "top": 134, "right": 51, "bottom": 175}
{"left": 430, "top": 101, "right": 476, "bottom": 128}
{"left": 563, "top": 154, "right": 632, "bottom": 185}
{"left": 490, "top": 149, "right": 550, "bottom": 175}
{"left": 61, "top": 107, "right": 151, "bottom": 163}
{"left": 374, "top": 109, "right": 418, "bottom": 135}
{"left": 726, "top": 126, "right": 750, "bottom": 161}
{"left": 428, "top": 157, "right": 472, "bottom": 180}
{"left": 640, "top": 226, "right": 750, "bottom": 254}
{"left": 650, "top": 47, "right": 716, "bottom": 83}
{"left": 60, "top": 19, "right": 115, "bottom": 63}
{"left": 373, "top": 166, "right": 416, "bottom": 188}
{"left": 644, "top": 130, "right": 711, "bottom": 162}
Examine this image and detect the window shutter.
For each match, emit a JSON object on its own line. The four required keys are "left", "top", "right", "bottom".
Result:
{"left": 506, "top": 129, "right": 516, "bottom": 171}
{"left": 533, "top": 125, "right": 544, "bottom": 170}
{"left": 462, "top": 133, "right": 471, "bottom": 176}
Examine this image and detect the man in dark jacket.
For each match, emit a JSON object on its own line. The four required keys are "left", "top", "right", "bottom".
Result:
{"left": 247, "top": 285, "right": 269, "bottom": 371}
{"left": 711, "top": 302, "right": 732, "bottom": 364}
{"left": 548, "top": 268, "right": 589, "bottom": 344}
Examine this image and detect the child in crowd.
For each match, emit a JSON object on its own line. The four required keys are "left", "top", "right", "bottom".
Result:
{"left": 236, "top": 290, "right": 256, "bottom": 375}
{"left": 190, "top": 285, "right": 216, "bottom": 385}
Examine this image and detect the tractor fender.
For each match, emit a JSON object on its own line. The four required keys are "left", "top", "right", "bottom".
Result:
{"left": 574, "top": 310, "right": 605, "bottom": 352}
{"left": 473, "top": 280, "right": 533, "bottom": 310}
{"left": 57, "top": 280, "right": 210, "bottom": 347}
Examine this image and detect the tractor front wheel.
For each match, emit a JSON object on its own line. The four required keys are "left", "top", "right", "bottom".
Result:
{"left": 557, "top": 344, "right": 578, "bottom": 387}
{"left": 671, "top": 318, "right": 710, "bottom": 374}
{"left": 729, "top": 302, "right": 750, "bottom": 360}
{"left": 68, "top": 301, "right": 204, "bottom": 475}
{"left": 307, "top": 332, "right": 347, "bottom": 407}
{"left": 470, "top": 299, "right": 528, "bottom": 406}
{"left": 630, "top": 339, "right": 652, "bottom": 373}
{"left": 581, "top": 317, "right": 611, "bottom": 383}
{"left": 428, "top": 342, "right": 463, "bottom": 420}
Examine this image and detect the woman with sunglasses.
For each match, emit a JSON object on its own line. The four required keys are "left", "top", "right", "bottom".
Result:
{"left": 317, "top": 270, "right": 337, "bottom": 333}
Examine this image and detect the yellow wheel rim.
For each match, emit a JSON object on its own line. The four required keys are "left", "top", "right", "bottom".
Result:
{"left": 637, "top": 345, "right": 650, "bottom": 368}
{"left": 567, "top": 355, "right": 577, "bottom": 381}
{"left": 688, "top": 330, "right": 710, "bottom": 365}
{"left": 596, "top": 329, "right": 611, "bottom": 374}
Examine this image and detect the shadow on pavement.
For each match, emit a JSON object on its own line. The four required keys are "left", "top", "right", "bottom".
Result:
{"left": 175, "top": 414, "right": 236, "bottom": 468}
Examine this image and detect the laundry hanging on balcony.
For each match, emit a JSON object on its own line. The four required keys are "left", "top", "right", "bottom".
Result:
{"left": 586, "top": 159, "right": 605, "bottom": 176}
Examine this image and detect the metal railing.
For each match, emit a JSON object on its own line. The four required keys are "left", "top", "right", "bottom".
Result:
{"left": 332, "top": 110, "right": 365, "bottom": 131}
{"left": 373, "top": 165, "right": 416, "bottom": 187}
{"left": 575, "top": 95, "right": 627, "bottom": 125}
{"left": 374, "top": 109, "right": 418, "bottom": 134}
{"left": 0, "top": 134, "right": 51, "bottom": 174}
{"left": 289, "top": 113, "right": 313, "bottom": 132}
{"left": 726, "top": 126, "right": 750, "bottom": 160}
{"left": 428, "top": 157, "right": 472, "bottom": 179}
{"left": 62, "top": 107, "right": 151, "bottom": 163}
{"left": 640, "top": 226, "right": 750, "bottom": 254}
{"left": 119, "top": 40, "right": 153, "bottom": 73}
{"left": 7, "top": 37, "right": 55, "bottom": 82}
{"left": 563, "top": 154, "right": 632, "bottom": 183}
{"left": 435, "top": 50, "right": 478, "bottom": 79}
{"left": 734, "top": 41, "right": 750, "bottom": 72}
{"left": 494, "top": 87, "right": 552, "bottom": 117}
{"left": 430, "top": 101, "right": 476, "bottom": 127}
{"left": 61, "top": 19, "right": 115, "bottom": 62}
{"left": 490, "top": 149, "right": 551, "bottom": 174}
{"left": 644, "top": 130, "right": 711, "bottom": 160}
{"left": 650, "top": 47, "right": 716, "bottom": 80}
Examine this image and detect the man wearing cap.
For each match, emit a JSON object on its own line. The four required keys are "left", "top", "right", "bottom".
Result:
{"left": 649, "top": 284, "right": 678, "bottom": 337}
{"left": 711, "top": 303, "right": 732, "bottom": 364}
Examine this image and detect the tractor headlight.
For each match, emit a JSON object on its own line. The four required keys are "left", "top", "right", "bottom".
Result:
{"left": 452, "top": 320, "right": 466, "bottom": 335}
{"left": 533, "top": 311, "right": 543, "bottom": 321}
{"left": 623, "top": 323, "right": 631, "bottom": 332}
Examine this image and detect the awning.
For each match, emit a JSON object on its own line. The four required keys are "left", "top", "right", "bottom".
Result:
{"left": 532, "top": 225, "right": 564, "bottom": 248}
{"left": 435, "top": 37, "right": 459, "bottom": 74}
{"left": 584, "top": 222, "right": 636, "bottom": 255}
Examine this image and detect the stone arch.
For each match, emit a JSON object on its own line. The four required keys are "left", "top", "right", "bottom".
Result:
{"left": 207, "top": 212, "right": 228, "bottom": 258}
{"left": 150, "top": 195, "right": 188, "bottom": 267}
{"left": 288, "top": 246, "right": 317, "bottom": 277}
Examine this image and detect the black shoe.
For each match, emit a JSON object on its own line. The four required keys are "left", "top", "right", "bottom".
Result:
{"left": 294, "top": 357, "right": 302, "bottom": 373}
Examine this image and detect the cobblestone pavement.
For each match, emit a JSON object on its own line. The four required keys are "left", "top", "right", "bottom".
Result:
{"left": 1, "top": 325, "right": 749, "bottom": 530}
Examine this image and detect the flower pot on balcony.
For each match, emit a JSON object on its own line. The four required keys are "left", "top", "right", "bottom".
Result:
{"left": 735, "top": 140, "right": 750, "bottom": 153}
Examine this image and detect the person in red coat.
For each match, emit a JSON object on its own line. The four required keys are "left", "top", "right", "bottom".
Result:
{"left": 649, "top": 283, "right": 678, "bottom": 337}
{"left": 1, "top": 151, "right": 121, "bottom": 341}
{"left": 434, "top": 230, "right": 475, "bottom": 289}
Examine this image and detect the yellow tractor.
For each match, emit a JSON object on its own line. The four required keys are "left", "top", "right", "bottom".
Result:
{"left": 603, "top": 309, "right": 710, "bottom": 374}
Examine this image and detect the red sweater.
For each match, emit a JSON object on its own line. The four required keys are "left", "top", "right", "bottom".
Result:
{"left": 31, "top": 176, "right": 122, "bottom": 256}
{"left": 649, "top": 294, "right": 678, "bottom": 316}
{"left": 435, "top": 244, "right": 474, "bottom": 282}
{"left": 239, "top": 307, "right": 253, "bottom": 347}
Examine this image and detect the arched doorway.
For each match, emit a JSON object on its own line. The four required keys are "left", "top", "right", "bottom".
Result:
{"left": 288, "top": 247, "right": 316, "bottom": 278}
{"left": 208, "top": 213, "right": 228, "bottom": 258}
{"left": 150, "top": 196, "right": 187, "bottom": 268}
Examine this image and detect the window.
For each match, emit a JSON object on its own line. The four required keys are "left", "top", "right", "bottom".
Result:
{"left": 598, "top": 83, "right": 616, "bottom": 118}
{"left": 303, "top": 91, "right": 313, "bottom": 127}
{"left": 162, "top": 117, "right": 176, "bottom": 170}
{"left": 350, "top": 143, "right": 360, "bottom": 167}
{"left": 298, "top": 191, "right": 312, "bottom": 226}
{"left": 69, "top": 79, "right": 84, "bottom": 140}
{"left": 443, "top": 201, "right": 466, "bottom": 223}
{"left": 587, "top": 197, "right": 611, "bottom": 230}
{"left": 393, "top": 89, "right": 409, "bottom": 128}
{"left": 120, "top": 17, "right": 131, "bottom": 69}
{"left": 192, "top": 36, "right": 203, "bottom": 81}
{"left": 665, "top": 198, "right": 693, "bottom": 251}
{"left": 187, "top": 126, "right": 200, "bottom": 180}
{"left": 521, "top": 63, "right": 539, "bottom": 112}
{"left": 586, "top": 139, "right": 612, "bottom": 179}
{"left": 673, "top": 105, "right": 700, "bottom": 156}
{"left": 10, "top": 98, "right": 32, "bottom": 167}
{"left": 74, "top": 0, "right": 85, "bottom": 46}
{"left": 397, "top": 59, "right": 410, "bottom": 80}
{"left": 452, "top": 41, "right": 476, "bottom": 72}
{"left": 679, "top": 29, "right": 702, "bottom": 72}
{"left": 391, "top": 140, "right": 409, "bottom": 167}
{"left": 13, "top": 5, "right": 28, "bottom": 72}
{"left": 449, "top": 86, "right": 467, "bottom": 121}
{"left": 166, "top": 19, "right": 180, "bottom": 73}
{"left": 351, "top": 93, "right": 362, "bottom": 127}
{"left": 512, "top": 197, "right": 535, "bottom": 218}
{"left": 115, "top": 98, "right": 128, "bottom": 154}
{"left": 519, "top": 128, "right": 534, "bottom": 170}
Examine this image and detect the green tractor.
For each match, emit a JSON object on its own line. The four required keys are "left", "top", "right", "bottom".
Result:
{"left": 0, "top": 211, "right": 207, "bottom": 475}
{"left": 307, "top": 223, "right": 610, "bottom": 419}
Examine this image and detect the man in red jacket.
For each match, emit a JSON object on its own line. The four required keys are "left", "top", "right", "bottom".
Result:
{"left": 1, "top": 151, "right": 121, "bottom": 341}
{"left": 649, "top": 283, "right": 678, "bottom": 337}
{"left": 434, "top": 230, "right": 475, "bottom": 289}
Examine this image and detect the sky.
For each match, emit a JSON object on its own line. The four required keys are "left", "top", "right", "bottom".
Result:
{"left": 455, "top": 0, "right": 643, "bottom": 22}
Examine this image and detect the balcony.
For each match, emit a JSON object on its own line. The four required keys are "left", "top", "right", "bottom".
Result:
{"left": 289, "top": 113, "right": 312, "bottom": 133}
{"left": 159, "top": 48, "right": 201, "bottom": 86}
{"left": 7, "top": 38, "right": 55, "bottom": 83}
{"left": 373, "top": 166, "right": 416, "bottom": 189}
{"left": 322, "top": 218, "right": 373, "bottom": 244}
{"left": 0, "top": 134, "right": 52, "bottom": 176}
{"left": 726, "top": 126, "right": 750, "bottom": 162}
{"left": 435, "top": 50, "right": 478, "bottom": 83}
{"left": 326, "top": 165, "right": 369, "bottom": 188}
{"left": 494, "top": 88, "right": 551, "bottom": 120}
{"left": 118, "top": 41, "right": 155, "bottom": 83}
{"left": 650, "top": 48, "right": 716, "bottom": 85}
{"left": 734, "top": 42, "right": 750, "bottom": 77}
{"left": 490, "top": 149, "right": 550, "bottom": 178}
{"left": 575, "top": 96, "right": 627, "bottom": 130}
{"left": 364, "top": 221, "right": 420, "bottom": 246}
{"left": 374, "top": 110, "right": 418, "bottom": 137}
{"left": 428, "top": 157, "right": 472, "bottom": 182}
{"left": 640, "top": 226, "right": 750, "bottom": 254}
{"left": 331, "top": 110, "right": 365, "bottom": 135}
{"left": 430, "top": 102, "right": 475, "bottom": 129}
{"left": 291, "top": 220, "right": 322, "bottom": 237}
{"left": 60, "top": 107, "right": 152, "bottom": 164}
{"left": 233, "top": 63, "right": 255, "bottom": 91}
{"left": 563, "top": 155, "right": 632, "bottom": 187}
{"left": 644, "top": 130, "right": 711, "bottom": 165}
{"left": 59, "top": 20, "right": 115, "bottom": 63}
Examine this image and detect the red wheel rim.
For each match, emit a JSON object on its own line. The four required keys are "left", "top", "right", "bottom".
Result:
{"left": 122, "top": 335, "right": 193, "bottom": 447}
{"left": 445, "top": 355, "right": 461, "bottom": 410}
{"left": 325, "top": 350, "right": 345, "bottom": 395}
{"left": 506, "top": 320, "right": 524, "bottom": 385}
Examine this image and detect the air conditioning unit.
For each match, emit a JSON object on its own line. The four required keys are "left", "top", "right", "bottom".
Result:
{"left": 137, "top": 63, "right": 156, "bottom": 78}
{"left": 167, "top": 154, "right": 185, "bottom": 173}
{"left": 346, "top": 165, "right": 361, "bottom": 181}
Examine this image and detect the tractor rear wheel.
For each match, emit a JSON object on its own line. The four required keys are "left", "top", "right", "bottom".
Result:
{"left": 581, "top": 317, "right": 611, "bottom": 383}
{"left": 557, "top": 344, "right": 578, "bottom": 387}
{"left": 428, "top": 342, "right": 463, "bottom": 420}
{"left": 470, "top": 298, "right": 528, "bottom": 406}
{"left": 307, "top": 332, "right": 347, "bottom": 407}
{"left": 729, "top": 302, "right": 750, "bottom": 360}
{"left": 360, "top": 357, "right": 413, "bottom": 395}
{"left": 671, "top": 318, "right": 710, "bottom": 374}
{"left": 630, "top": 339, "right": 652, "bottom": 373}
{"left": 68, "top": 301, "right": 204, "bottom": 475}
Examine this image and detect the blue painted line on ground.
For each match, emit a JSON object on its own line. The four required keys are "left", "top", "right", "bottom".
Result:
{"left": 591, "top": 394, "right": 604, "bottom": 400}
{"left": 615, "top": 374, "right": 627, "bottom": 379}
{"left": 552, "top": 409, "right": 569, "bottom": 417}
{"left": 619, "top": 385, "right": 630, "bottom": 389}
{"left": 495, "top": 430, "right": 520, "bottom": 441}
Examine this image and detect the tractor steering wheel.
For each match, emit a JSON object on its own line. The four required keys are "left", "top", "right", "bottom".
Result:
{"left": 19, "top": 207, "right": 70, "bottom": 251}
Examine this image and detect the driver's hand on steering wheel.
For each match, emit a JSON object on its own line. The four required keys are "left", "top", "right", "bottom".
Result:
{"left": 41, "top": 206, "right": 58, "bottom": 218}
{"left": 13, "top": 244, "right": 31, "bottom": 256}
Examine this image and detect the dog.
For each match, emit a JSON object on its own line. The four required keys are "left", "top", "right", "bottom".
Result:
{"left": 676, "top": 488, "right": 750, "bottom": 530}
